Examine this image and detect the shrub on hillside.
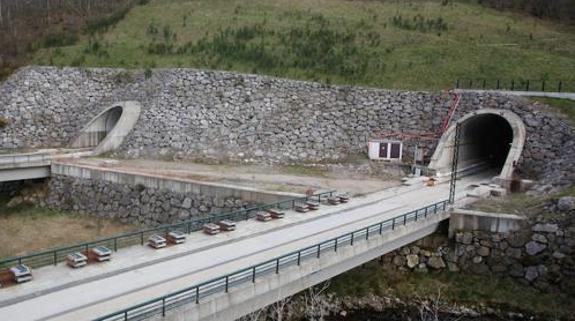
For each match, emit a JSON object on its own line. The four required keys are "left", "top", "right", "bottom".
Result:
{"left": 478, "top": 0, "right": 575, "bottom": 23}
{"left": 0, "top": 117, "right": 9, "bottom": 129}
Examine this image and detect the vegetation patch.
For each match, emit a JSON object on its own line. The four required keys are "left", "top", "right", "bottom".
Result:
{"left": 0, "top": 116, "right": 8, "bottom": 129}
{"left": 528, "top": 97, "right": 575, "bottom": 127}
{"left": 31, "top": 0, "right": 575, "bottom": 90}
{"left": 0, "top": 196, "right": 135, "bottom": 258}
{"left": 329, "top": 261, "right": 575, "bottom": 318}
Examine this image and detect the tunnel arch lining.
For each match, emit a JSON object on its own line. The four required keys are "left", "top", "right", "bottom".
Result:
{"left": 428, "top": 109, "right": 526, "bottom": 184}
{"left": 71, "top": 101, "right": 141, "bottom": 155}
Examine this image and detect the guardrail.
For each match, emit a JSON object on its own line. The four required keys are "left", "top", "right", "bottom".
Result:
{"left": 93, "top": 199, "right": 449, "bottom": 321}
{"left": 0, "top": 153, "right": 52, "bottom": 167}
{"left": 454, "top": 79, "right": 575, "bottom": 93}
{"left": 0, "top": 190, "right": 336, "bottom": 270}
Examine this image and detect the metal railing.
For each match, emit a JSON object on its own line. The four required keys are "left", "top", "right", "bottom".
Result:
{"left": 0, "top": 153, "right": 52, "bottom": 167}
{"left": 93, "top": 199, "right": 449, "bottom": 321}
{"left": 454, "top": 79, "right": 575, "bottom": 93}
{"left": 0, "top": 191, "right": 336, "bottom": 270}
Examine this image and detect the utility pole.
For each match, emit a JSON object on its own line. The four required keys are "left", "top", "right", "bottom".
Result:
{"left": 448, "top": 122, "right": 461, "bottom": 204}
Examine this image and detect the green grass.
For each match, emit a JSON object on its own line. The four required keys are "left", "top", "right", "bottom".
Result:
{"left": 528, "top": 97, "right": 575, "bottom": 126}
{"left": 0, "top": 195, "right": 135, "bottom": 258}
{"left": 330, "top": 261, "right": 575, "bottom": 318}
{"left": 31, "top": 0, "right": 575, "bottom": 90}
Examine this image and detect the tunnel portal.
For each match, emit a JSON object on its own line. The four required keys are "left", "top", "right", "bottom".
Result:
{"left": 428, "top": 109, "right": 526, "bottom": 185}
{"left": 458, "top": 113, "right": 513, "bottom": 170}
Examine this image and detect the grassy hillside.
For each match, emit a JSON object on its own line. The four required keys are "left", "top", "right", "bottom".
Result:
{"left": 32, "top": 0, "right": 575, "bottom": 90}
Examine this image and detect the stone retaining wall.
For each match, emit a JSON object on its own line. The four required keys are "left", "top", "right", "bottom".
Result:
{"left": 1, "top": 67, "right": 574, "bottom": 188}
{"left": 381, "top": 205, "right": 575, "bottom": 294}
{"left": 44, "top": 175, "right": 252, "bottom": 226}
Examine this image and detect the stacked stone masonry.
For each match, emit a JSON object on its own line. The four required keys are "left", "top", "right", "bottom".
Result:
{"left": 0, "top": 67, "right": 574, "bottom": 188}
{"left": 44, "top": 175, "right": 252, "bottom": 226}
{"left": 381, "top": 201, "right": 575, "bottom": 294}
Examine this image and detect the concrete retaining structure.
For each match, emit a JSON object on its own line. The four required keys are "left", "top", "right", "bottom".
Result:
{"left": 71, "top": 101, "right": 141, "bottom": 155}
{"left": 448, "top": 208, "right": 528, "bottom": 237}
{"left": 45, "top": 161, "right": 300, "bottom": 225}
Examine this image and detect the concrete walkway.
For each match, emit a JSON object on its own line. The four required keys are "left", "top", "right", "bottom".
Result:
{"left": 0, "top": 148, "right": 91, "bottom": 182}
{"left": 0, "top": 172, "right": 494, "bottom": 321}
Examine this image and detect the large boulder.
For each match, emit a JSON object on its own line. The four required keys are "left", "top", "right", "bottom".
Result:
{"left": 406, "top": 254, "right": 419, "bottom": 268}
{"left": 427, "top": 256, "right": 446, "bottom": 269}
{"left": 525, "top": 241, "right": 547, "bottom": 256}
{"left": 557, "top": 196, "right": 575, "bottom": 212}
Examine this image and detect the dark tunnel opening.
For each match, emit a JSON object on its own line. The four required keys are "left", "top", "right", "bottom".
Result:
{"left": 73, "top": 106, "right": 123, "bottom": 149}
{"left": 458, "top": 114, "right": 513, "bottom": 171}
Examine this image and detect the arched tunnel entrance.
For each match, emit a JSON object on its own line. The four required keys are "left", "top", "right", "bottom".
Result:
{"left": 459, "top": 113, "right": 513, "bottom": 170}
{"left": 71, "top": 101, "right": 141, "bottom": 155}
{"left": 429, "top": 109, "right": 526, "bottom": 185}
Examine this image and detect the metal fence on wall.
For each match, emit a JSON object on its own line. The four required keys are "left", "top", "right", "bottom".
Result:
{"left": 0, "top": 190, "right": 336, "bottom": 270}
{"left": 93, "top": 200, "right": 449, "bottom": 321}
{"left": 454, "top": 79, "right": 575, "bottom": 93}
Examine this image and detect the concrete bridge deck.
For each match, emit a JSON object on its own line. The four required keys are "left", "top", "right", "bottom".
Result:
{"left": 0, "top": 172, "right": 492, "bottom": 321}
{"left": 0, "top": 149, "right": 91, "bottom": 182}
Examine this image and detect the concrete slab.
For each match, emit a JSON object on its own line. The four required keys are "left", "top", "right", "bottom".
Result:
{"left": 0, "top": 173, "right": 490, "bottom": 321}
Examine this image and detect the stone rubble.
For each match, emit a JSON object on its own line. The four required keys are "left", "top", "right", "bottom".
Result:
{"left": 43, "top": 175, "right": 251, "bottom": 226}
{"left": 0, "top": 67, "right": 574, "bottom": 189}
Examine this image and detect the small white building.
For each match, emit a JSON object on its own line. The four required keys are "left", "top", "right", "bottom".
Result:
{"left": 368, "top": 140, "right": 403, "bottom": 161}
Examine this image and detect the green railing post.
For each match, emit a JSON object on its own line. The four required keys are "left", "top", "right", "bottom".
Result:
{"left": 53, "top": 251, "right": 57, "bottom": 266}
{"left": 91, "top": 200, "right": 451, "bottom": 321}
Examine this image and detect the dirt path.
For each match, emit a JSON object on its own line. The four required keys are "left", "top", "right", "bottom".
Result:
{"left": 69, "top": 158, "right": 400, "bottom": 195}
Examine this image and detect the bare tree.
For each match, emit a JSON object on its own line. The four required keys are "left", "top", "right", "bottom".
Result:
{"left": 415, "top": 287, "right": 463, "bottom": 321}
{"left": 270, "top": 290, "right": 292, "bottom": 321}
{"left": 303, "top": 280, "right": 331, "bottom": 321}
{"left": 241, "top": 307, "right": 264, "bottom": 321}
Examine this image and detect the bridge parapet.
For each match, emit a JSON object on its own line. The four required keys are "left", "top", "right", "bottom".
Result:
{"left": 94, "top": 200, "right": 449, "bottom": 321}
{"left": 0, "top": 149, "right": 92, "bottom": 182}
